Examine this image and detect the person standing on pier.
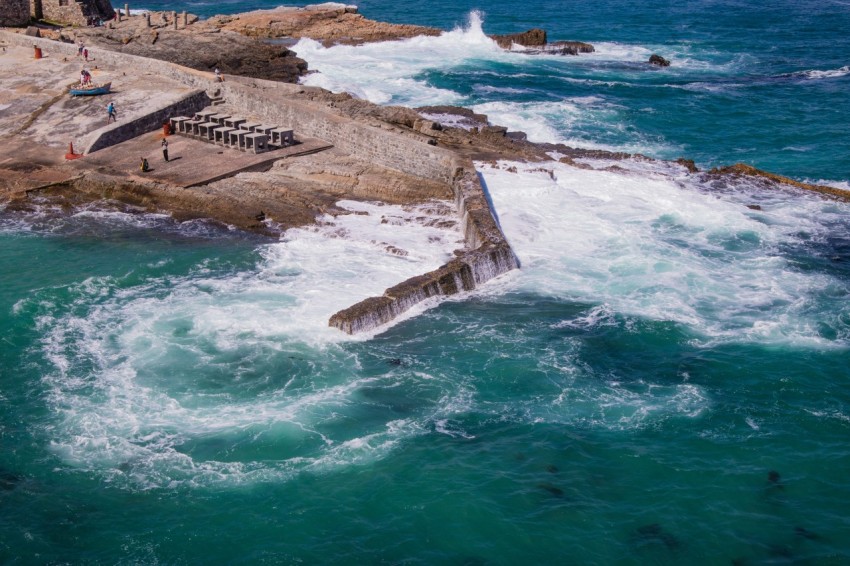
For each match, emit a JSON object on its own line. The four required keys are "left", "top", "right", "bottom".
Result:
{"left": 161, "top": 138, "right": 169, "bottom": 162}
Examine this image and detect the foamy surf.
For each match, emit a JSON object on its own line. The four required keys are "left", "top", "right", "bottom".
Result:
{"left": 33, "top": 199, "right": 467, "bottom": 488}
{"left": 477, "top": 159, "right": 850, "bottom": 348}
{"left": 295, "top": 10, "right": 507, "bottom": 106}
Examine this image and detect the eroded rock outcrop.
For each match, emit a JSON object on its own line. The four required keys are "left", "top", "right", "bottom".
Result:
{"left": 67, "top": 20, "right": 308, "bottom": 82}
{"left": 709, "top": 163, "right": 850, "bottom": 202}
{"left": 206, "top": 5, "right": 441, "bottom": 46}
{"left": 491, "top": 28, "right": 547, "bottom": 49}
{"left": 489, "top": 28, "right": 594, "bottom": 55}
{"left": 649, "top": 54, "right": 671, "bottom": 67}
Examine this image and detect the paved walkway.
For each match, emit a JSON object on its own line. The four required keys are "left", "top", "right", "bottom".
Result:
{"left": 73, "top": 131, "right": 333, "bottom": 187}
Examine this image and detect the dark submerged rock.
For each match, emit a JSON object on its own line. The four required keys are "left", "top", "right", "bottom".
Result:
{"left": 649, "top": 54, "right": 671, "bottom": 67}
{"left": 794, "top": 526, "right": 823, "bottom": 541}
{"left": 536, "top": 483, "right": 564, "bottom": 497}
{"left": 0, "top": 470, "right": 21, "bottom": 491}
{"left": 544, "top": 40, "right": 595, "bottom": 55}
{"left": 676, "top": 158, "right": 699, "bottom": 173}
{"left": 635, "top": 523, "right": 680, "bottom": 549}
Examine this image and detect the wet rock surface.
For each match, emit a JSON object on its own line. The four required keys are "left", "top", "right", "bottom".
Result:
{"left": 649, "top": 53, "right": 671, "bottom": 66}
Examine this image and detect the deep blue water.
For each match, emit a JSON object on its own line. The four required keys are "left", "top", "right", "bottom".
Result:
{"left": 2, "top": 1, "right": 849, "bottom": 564}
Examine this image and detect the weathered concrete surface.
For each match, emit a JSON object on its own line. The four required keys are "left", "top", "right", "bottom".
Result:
{"left": 74, "top": 131, "right": 334, "bottom": 188}
{"left": 0, "top": 43, "right": 199, "bottom": 152}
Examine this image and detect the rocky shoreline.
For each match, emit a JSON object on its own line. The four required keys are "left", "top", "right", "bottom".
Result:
{"left": 3, "top": 5, "right": 850, "bottom": 333}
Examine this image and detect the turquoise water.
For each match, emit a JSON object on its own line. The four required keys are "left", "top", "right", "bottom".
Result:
{"left": 3, "top": 1, "right": 850, "bottom": 563}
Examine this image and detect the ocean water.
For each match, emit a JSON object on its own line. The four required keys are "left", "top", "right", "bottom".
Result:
{"left": 2, "top": 1, "right": 850, "bottom": 564}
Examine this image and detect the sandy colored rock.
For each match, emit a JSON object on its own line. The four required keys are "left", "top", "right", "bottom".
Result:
{"left": 206, "top": 6, "right": 440, "bottom": 46}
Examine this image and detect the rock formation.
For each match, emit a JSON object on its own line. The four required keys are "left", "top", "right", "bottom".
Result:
{"left": 490, "top": 29, "right": 593, "bottom": 55}
{"left": 0, "top": 0, "right": 30, "bottom": 27}
{"left": 543, "top": 40, "right": 595, "bottom": 55}
{"left": 205, "top": 5, "right": 440, "bottom": 46}
{"left": 649, "top": 53, "right": 671, "bottom": 66}
{"left": 491, "top": 28, "right": 547, "bottom": 49}
{"left": 63, "top": 17, "right": 308, "bottom": 83}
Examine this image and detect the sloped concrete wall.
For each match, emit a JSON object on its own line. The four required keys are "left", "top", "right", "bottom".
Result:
{"left": 84, "top": 89, "right": 209, "bottom": 153}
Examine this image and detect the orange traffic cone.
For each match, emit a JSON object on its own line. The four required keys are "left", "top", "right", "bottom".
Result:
{"left": 65, "top": 142, "right": 83, "bottom": 160}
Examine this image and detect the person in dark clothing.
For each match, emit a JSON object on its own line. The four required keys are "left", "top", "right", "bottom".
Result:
{"left": 162, "top": 138, "right": 169, "bottom": 162}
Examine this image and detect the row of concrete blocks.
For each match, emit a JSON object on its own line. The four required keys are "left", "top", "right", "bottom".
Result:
{"left": 169, "top": 109, "right": 295, "bottom": 154}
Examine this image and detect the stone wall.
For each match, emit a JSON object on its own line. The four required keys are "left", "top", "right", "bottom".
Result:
{"left": 31, "top": 0, "right": 115, "bottom": 26}
{"left": 84, "top": 89, "right": 209, "bottom": 153}
{"left": 218, "top": 78, "right": 458, "bottom": 185}
{"left": 0, "top": 0, "right": 30, "bottom": 26}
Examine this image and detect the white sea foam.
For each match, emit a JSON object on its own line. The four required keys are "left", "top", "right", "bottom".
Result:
{"left": 295, "top": 10, "right": 507, "bottom": 106}
{"left": 795, "top": 65, "right": 850, "bottom": 80}
{"left": 813, "top": 179, "right": 850, "bottom": 191}
{"left": 470, "top": 99, "right": 669, "bottom": 154}
{"left": 291, "top": 11, "right": 692, "bottom": 154}
{"left": 37, "top": 199, "right": 463, "bottom": 488}
{"left": 477, "top": 159, "right": 850, "bottom": 348}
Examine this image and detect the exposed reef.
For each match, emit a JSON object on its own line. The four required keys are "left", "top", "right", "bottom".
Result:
{"left": 491, "top": 28, "right": 595, "bottom": 55}
{"left": 649, "top": 53, "right": 671, "bottom": 66}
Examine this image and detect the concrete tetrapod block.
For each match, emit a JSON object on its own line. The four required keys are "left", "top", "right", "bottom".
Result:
{"left": 241, "top": 122, "right": 262, "bottom": 133}
{"left": 228, "top": 129, "right": 250, "bottom": 151}
{"left": 170, "top": 116, "right": 191, "bottom": 133}
{"left": 194, "top": 109, "right": 216, "bottom": 122}
{"left": 207, "top": 114, "right": 232, "bottom": 125}
{"left": 253, "top": 125, "right": 275, "bottom": 136}
{"left": 214, "top": 127, "right": 238, "bottom": 146}
{"left": 270, "top": 128, "right": 294, "bottom": 147}
{"left": 184, "top": 119, "right": 204, "bottom": 137}
{"left": 197, "top": 122, "right": 220, "bottom": 140}
{"left": 244, "top": 133, "right": 269, "bottom": 154}
{"left": 223, "top": 116, "right": 246, "bottom": 129}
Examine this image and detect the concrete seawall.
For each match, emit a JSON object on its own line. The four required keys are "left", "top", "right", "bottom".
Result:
{"left": 2, "top": 29, "right": 519, "bottom": 334}
{"left": 217, "top": 76, "right": 458, "bottom": 185}
{"left": 85, "top": 89, "right": 210, "bottom": 153}
{"left": 328, "top": 161, "right": 519, "bottom": 334}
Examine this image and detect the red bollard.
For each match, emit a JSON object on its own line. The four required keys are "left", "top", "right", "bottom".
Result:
{"left": 33, "top": 46, "right": 42, "bottom": 59}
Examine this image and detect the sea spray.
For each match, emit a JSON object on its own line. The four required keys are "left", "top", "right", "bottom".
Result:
{"left": 477, "top": 158, "right": 850, "bottom": 347}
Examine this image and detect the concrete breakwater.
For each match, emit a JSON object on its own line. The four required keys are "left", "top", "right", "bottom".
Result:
{"left": 2, "top": 29, "right": 519, "bottom": 334}
{"left": 329, "top": 163, "right": 519, "bottom": 334}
